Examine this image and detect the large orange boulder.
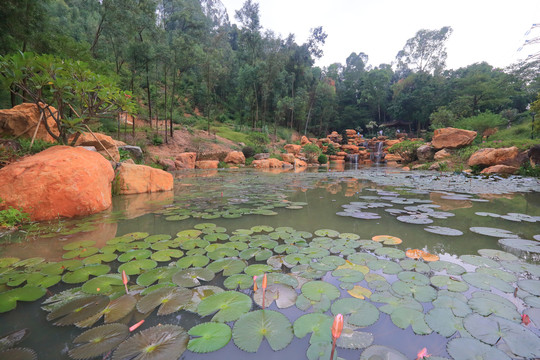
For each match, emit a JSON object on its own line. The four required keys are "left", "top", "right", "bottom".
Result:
{"left": 114, "top": 163, "right": 173, "bottom": 195}
{"left": 284, "top": 144, "right": 302, "bottom": 155}
{"left": 432, "top": 127, "right": 477, "bottom": 150}
{"left": 294, "top": 159, "right": 307, "bottom": 167}
{"left": 175, "top": 152, "right": 197, "bottom": 169}
{"left": 468, "top": 147, "right": 520, "bottom": 167}
{"left": 0, "top": 103, "right": 59, "bottom": 142}
{"left": 224, "top": 151, "right": 245, "bottom": 165}
{"left": 480, "top": 165, "right": 519, "bottom": 175}
{"left": 281, "top": 153, "right": 295, "bottom": 163}
{"left": 300, "top": 136, "right": 311, "bottom": 145}
{"left": 0, "top": 146, "right": 114, "bottom": 221}
{"left": 73, "top": 132, "right": 120, "bottom": 162}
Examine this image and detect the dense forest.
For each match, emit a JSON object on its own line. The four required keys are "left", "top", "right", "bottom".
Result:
{"left": 1, "top": 0, "right": 540, "bottom": 139}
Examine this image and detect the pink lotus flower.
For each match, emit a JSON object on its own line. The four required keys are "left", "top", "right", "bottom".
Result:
{"left": 416, "top": 347, "right": 431, "bottom": 359}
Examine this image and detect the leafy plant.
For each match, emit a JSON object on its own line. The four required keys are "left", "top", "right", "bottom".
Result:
{"left": 388, "top": 140, "right": 423, "bottom": 163}
{"left": 151, "top": 135, "right": 163, "bottom": 146}
{"left": 317, "top": 154, "right": 328, "bottom": 164}
{"left": 518, "top": 163, "right": 540, "bottom": 178}
{"left": 0, "top": 199, "right": 30, "bottom": 228}
{"left": 454, "top": 111, "right": 505, "bottom": 135}
{"left": 302, "top": 143, "right": 321, "bottom": 162}
{"left": 325, "top": 143, "right": 337, "bottom": 155}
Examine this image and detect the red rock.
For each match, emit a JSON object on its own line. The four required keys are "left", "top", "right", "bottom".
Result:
{"left": 341, "top": 145, "right": 359, "bottom": 153}
{"left": 175, "top": 152, "right": 197, "bottom": 169}
{"left": 337, "top": 151, "right": 348, "bottom": 157}
{"left": 195, "top": 160, "right": 219, "bottom": 169}
{"left": 417, "top": 144, "right": 435, "bottom": 162}
{"left": 432, "top": 127, "right": 477, "bottom": 149}
{"left": 158, "top": 158, "right": 176, "bottom": 171}
{"left": 345, "top": 129, "right": 356, "bottom": 135}
{"left": 294, "top": 159, "right": 307, "bottom": 167}
{"left": 468, "top": 147, "right": 520, "bottom": 167}
{"left": 252, "top": 159, "right": 269, "bottom": 168}
{"left": 434, "top": 149, "right": 451, "bottom": 160}
{"left": 384, "top": 139, "right": 401, "bottom": 147}
{"left": 0, "top": 146, "right": 114, "bottom": 221}
{"left": 385, "top": 153, "right": 403, "bottom": 162}
{"left": 224, "top": 151, "right": 245, "bottom": 165}
{"left": 0, "top": 103, "right": 59, "bottom": 142}
{"left": 115, "top": 163, "right": 173, "bottom": 195}
{"left": 480, "top": 165, "right": 519, "bottom": 175}
{"left": 284, "top": 144, "right": 302, "bottom": 155}
{"left": 281, "top": 153, "right": 296, "bottom": 163}
{"left": 268, "top": 158, "right": 284, "bottom": 168}
{"left": 300, "top": 136, "right": 311, "bottom": 145}
{"left": 73, "top": 132, "right": 120, "bottom": 161}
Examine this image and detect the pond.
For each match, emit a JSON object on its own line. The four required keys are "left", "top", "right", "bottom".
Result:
{"left": 1, "top": 166, "right": 540, "bottom": 360}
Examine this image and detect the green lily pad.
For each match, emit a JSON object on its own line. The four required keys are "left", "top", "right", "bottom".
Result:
{"left": 197, "top": 291, "right": 252, "bottom": 322}
{"left": 273, "top": 244, "right": 299, "bottom": 254}
{"left": 112, "top": 324, "right": 188, "bottom": 360}
{"left": 460, "top": 255, "right": 499, "bottom": 268}
{"left": 301, "top": 247, "right": 330, "bottom": 259}
{"left": 267, "top": 255, "right": 293, "bottom": 269}
{"left": 425, "top": 308, "right": 466, "bottom": 337}
{"left": 301, "top": 281, "right": 340, "bottom": 302}
{"left": 477, "top": 249, "right": 518, "bottom": 261}
{"left": 433, "top": 295, "right": 471, "bottom": 317}
{"left": 468, "top": 294, "right": 520, "bottom": 321}
{"left": 187, "top": 322, "right": 232, "bottom": 353}
{"left": 462, "top": 272, "right": 514, "bottom": 293}
{"left": 347, "top": 252, "right": 376, "bottom": 265}
{"left": 424, "top": 226, "right": 463, "bottom": 236}
{"left": 254, "top": 284, "right": 297, "bottom": 309}
{"left": 499, "top": 238, "right": 540, "bottom": 254}
{"left": 371, "top": 292, "right": 423, "bottom": 315}
{"left": 293, "top": 313, "right": 333, "bottom": 344}
{"left": 331, "top": 268, "right": 365, "bottom": 283}
{"left": 244, "top": 264, "right": 272, "bottom": 277}
{"left": 295, "top": 293, "right": 331, "bottom": 313}
{"left": 176, "top": 229, "right": 202, "bottom": 238}
{"left": 136, "top": 286, "right": 192, "bottom": 315}
{"left": 391, "top": 280, "right": 437, "bottom": 302}
{"left": 136, "top": 267, "right": 177, "bottom": 286}
{"left": 331, "top": 298, "right": 379, "bottom": 327}
{"left": 431, "top": 275, "right": 469, "bottom": 292}
{"left": 224, "top": 274, "right": 253, "bottom": 290}
{"left": 447, "top": 338, "right": 510, "bottom": 360}
{"left": 81, "top": 254, "right": 117, "bottom": 265}
{"left": 366, "top": 259, "right": 402, "bottom": 274}
{"left": 172, "top": 267, "right": 215, "bottom": 287}
{"left": 68, "top": 323, "right": 129, "bottom": 360}
{"left": 518, "top": 279, "right": 540, "bottom": 296}
{"left": 429, "top": 260, "right": 466, "bottom": 275}
{"left": 233, "top": 310, "right": 293, "bottom": 352}
{"left": 470, "top": 227, "right": 518, "bottom": 238}
{"left": 390, "top": 307, "right": 432, "bottom": 335}
{"left": 150, "top": 249, "right": 184, "bottom": 262}
{"left": 62, "top": 247, "right": 99, "bottom": 259}
{"left": 62, "top": 264, "right": 111, "bottom": 284}
{"left": 463, "top": 313, "right": 540, "bottom": 358}
{"left": 374, "top": 247, "right": 406, "bottom": 259}
{"left": 0, "top": 257, "right": 20, "bottom": 268}
{"left": 0, "top": 286, "right": 46, "bottom": 313}
{"left": 117, "top": 249, "right": 152, "bottom": 262}
{"left": 176, "top": 255, "right": 209, "bottom": 269}
{"left": 240, "top": 248, "right": 272, "bottom": 261}
{"left": 206, "top": 258, "right": 247, "bottom": 276}
{"left": 398, "top": 259, "right": 431, "bottom": 273}
{"left": 336, "top": 323, "right": 373, "bottom": 350}
{"left": 250, "top": 225, "right": 274, "bottom": 233}
{"left": 144, "top": 234, "right": 172, "bottom": 243}
{"left": 359, "top": 345, "right": 408, "bottom": 360}
{"left": 184, "top": 285, "right": 224, "bottom": 313}
{"left": 314, "top": 229, "right": 340, "bottom": 237}
{"left": 117, "top": 259, "right": 157, "bottom": 276}
{"left": 398, "top": 271, "right": 430, "bottom": 285}
{"left": 82, "top": 274, "right": 123, "bottom": 295}
{"left": 63, "top": 240, "right": 96, "bottom": 250}
{"left": 284, "top": 253, "right": 310, "bottom": 266}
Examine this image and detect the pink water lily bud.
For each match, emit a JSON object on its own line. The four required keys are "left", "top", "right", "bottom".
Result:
{"left": 253, "top": 276, "right": 258, "bottom": 292}
{"left": 331, "top": 313, "right": 344, "bottom": 339}
{"left": 416, "top": 347, "right": 431, "bottom": 359}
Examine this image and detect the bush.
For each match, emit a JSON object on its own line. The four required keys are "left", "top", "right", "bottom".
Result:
{"left": 388, "top": 140, "right": 423, "bottom": 163}
{"left": 318, "top": 154, "right": 328, "bottom": 164}
{"left": 242, "top": 146, "right": 256, "bottom": 159}
{"left": 245, "top": 157, "right": 254, "bottom": 166}
{"left": 454, "top": 111, "right": 505, "bottom": 135}
{"left": 0, "top": 199, "right": 30, "bottom": 228}
{"left": 429, "top": 107, "right": 456, "bottom": 130}
{"left": 325, "top": 143, "right": 337, "bottom": 155}
{"left": 17, "top": 138, "right": 56, "bottom": 155}
{"left": 269, "top": 153, "right": 283, "bottom": 161}
{"left": 302, "top": 143, "right": 322, "bottom": 163}
{"left": 518, "top": 163, "right": 540, "bottom": 178}
{"left": 151, "top": 135, "right": 163, "bottom": 146}
{"left": 98, "top": 117, "right": 118, "bottom": 134}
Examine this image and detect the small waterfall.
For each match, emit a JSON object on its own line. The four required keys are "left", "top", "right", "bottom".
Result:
{"left": 345, "top": 154, "right": 359, "bottom": 163}
{"left": 369, "top": 141, "right": 384, "bottom": 163}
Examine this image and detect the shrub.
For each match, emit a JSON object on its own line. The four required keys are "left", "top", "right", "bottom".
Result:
{"left": 325, "top": 143, "right": 337, "bottom": 155}
{"left": 242, "top": 146, "right": 256, "bottom": 159}
{"left": 518, "top": 163, "right": 540, "bottom": 178}
{"left": 388, "top": 140, "right": 423, "bottom": 163}
{"left": 151, "top": 135, "right": 163, "bottom": 146}
{"left": 429, "top": 107, "right": 456, "bottom": 130}
{"left": 302, "top": 143, "right": 321, "bottom": 162}
{"left": 245, "top": 157, "right": 254, "bottom": 166}
{"left": 318, "top": 154, "right": 328, "bottom": 164}
{"left": 269, "top": 153, "right": 283, "bottom": 161}
{"left": 454, "top": 111, "right": 505, "bottom": 135}
{"left": 0, "top": 199, "right": 30, "bottom": 228}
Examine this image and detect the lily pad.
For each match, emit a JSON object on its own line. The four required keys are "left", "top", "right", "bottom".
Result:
{"left": 429, "top": 260, "right": 466, "bottom": 275}
{"left": 233, "top": 310, "right": 293, "bottom": 352}
{"left": 61, "top": 264, "right": 111, "bottom": 284}
{"left": 136, "top": 267, "right": 177, "bottom": 287}
{"left": 477, "top": 249, "right": 518, "bottom": 261}
{"left": 425, "top": 308, "right": 465, "bottom": 337}
{"left": 0, "top": 286, "right": 46, "bottom": 313}
{"left": 187, "top": 322, "right": 231, "bottom": 353}
{"left": 331, "top": 268, "right": 365, "bottom": 283}
{"left": 462, "top": 272, "right": 514, "bottom": 293}
{"left": 223, "top": 274, "right": 253, "bottom": 290}
{"left": 68, "top": 323, "right": 129, "bottom": 359}
{"left": 431, "top": 275, "right": 469, "bottom": 292}
{"left": 391, "top": 281, "right": 437, "bottom": 302}
{"left": 117, "top": 259, "right": 157, "bottom": 275}
{"left": 82, "top": 274, "right": 123, "bottom": 295}
{"left": 244, "top": 264, "right": 273, "bottom": 276}
{"left": 254, "top": 284, "right": 297, "bottom": 309}
{"left": 390, "top": 307, "right": 432, "bottom": 335}
{"left": 499, "top": 238, "right": 540, "bottom": 254}
{"left": 366, "top": 259, "right": 402, "bottom": 274}
{"left": 172, "top": 267, "right": 215, "bottom": 288}
{"left": 359, "top": 345, "right": 407, "bottom": 360}
{"left": 470, "top": 227, "right": 519, "bottom": 238}
{"left": 447, "top": 338, "right": 510, "bottom": 360}
{"left": 197, "top": 291, "right": 252, "bottom": 322}
{"left": 463, "top": 313, "right": 540, "bottom": 358}
{"left": 518, "top": 279, "right": 540, "bottom": 296}
{"left": 293, "top": 313, "right": 332, "bottom": 344}
{"left": 397, "top": 214, "right": 433, "bottom": 224}
{"left": 331, "top": 298, "right": 379, "bottom": 327}
{"left": 184, "top": 285, "right": 224, "bottom": 313}
{"left": 206, "top": 258, "right": 247, "bottom": 276}
{"left": 47, "top": 295, "right": 109, "bottom": 326}
{"left": 424, "top": 226, "right": 463, "bottom": 236}
{"left": 176, "top": 255, "right": 209, "bottom": 269}
{"left": 112, "top": 324, "right": 188, "bottom": 360}
{"left": 399, "top": 259, "right": 431, "bottom": 273}
{"left": 468, "top": 294, "right": 520, "bottom": 321}
{"left": 301, "top": 281, "right": 340, "bottom": 302}
{"left": 314, "top": 229, "right": 340, "bottom": 237}
{"left": 136, "top": 287, "right": 192, "bottom": 315}
{"left": 372, "top": 235, "right": 402, "bottom": 245}
{"left": 374, "top": 247, "right": 405, "bottom": 259}
{"left": 433, "top": 295, "right": 471, "bottom": 317}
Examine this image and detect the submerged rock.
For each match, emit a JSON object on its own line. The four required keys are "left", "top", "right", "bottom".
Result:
{"left": 114, "top": 163, "right": 173, "bottom": 195}
{"left": 0, "top": 146, "right": 114, "bottom": 221}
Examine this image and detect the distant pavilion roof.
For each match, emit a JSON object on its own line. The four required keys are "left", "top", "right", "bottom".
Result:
{"left": 380, "top": 120, "right": 412, "bottom": 128}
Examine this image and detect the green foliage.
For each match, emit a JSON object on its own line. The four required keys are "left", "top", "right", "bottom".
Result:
{"left": 317, "top": 154, "right": 328, "bottom": 164}
{"left": 456, "top": 146, "right": 480, "bottom": 161}
{"left": 118, "top": 148, "right": 131, "bottom": 162}
{"left": 454, "top": 111, "right": 505, "bottom": 135}
{"left": 245, "top": 157, "right": 254, "bottom": 166}
{"left": 325, "top": 143, "right": 337, "bottom": 155}
{"left": 242, "top": 147, "right": 255, "bottom": 159}
{"left": 429, "top": 107, "right": 456, "bottom": 130}
{"left": 269, "top": 154, "right": 283, "bottom": 161}
{"left": 151, "top": 135, "right": 163, "bottom": 146}
{"left": 302, "top": 143, "right": 321, "bottom": 162}
{"left": 17, "top": 138, "right": 56, "bottom": 155}
{"left": 0, "top": 198, "right": 30, "bottom": 228}
{"left": 388, "top": 140, "right": 423, "bottom": 163}
{"left": 518, "top": 163, "right": 540, "bottom": 178}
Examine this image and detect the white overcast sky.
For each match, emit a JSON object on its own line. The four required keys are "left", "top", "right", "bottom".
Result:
{"left": 219, "top": 0, "right": 540, "bottom": 70}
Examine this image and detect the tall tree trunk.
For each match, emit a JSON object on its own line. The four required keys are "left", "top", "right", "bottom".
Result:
{"left": 164, "top": 65, "right": 168, "bottom": 144}
{"left": 90, "top": 15, "right": 105, "bottom": 57}
{"left": 170, "top": 68, "right": 176, "bottom": 138}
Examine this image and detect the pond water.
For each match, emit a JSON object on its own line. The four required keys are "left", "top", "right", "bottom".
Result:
{"left": 1, "top": 166, "right": 539, "bottom": 360}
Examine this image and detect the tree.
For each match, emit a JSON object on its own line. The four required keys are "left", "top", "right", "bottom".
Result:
{"left": 396, "top": 26, "right": 452, "bottom": 76}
